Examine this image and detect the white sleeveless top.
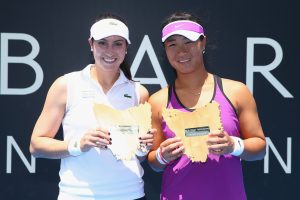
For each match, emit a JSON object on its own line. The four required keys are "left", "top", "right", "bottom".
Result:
{"left": 58, "top": 65, "right": 144, "bottom": 200}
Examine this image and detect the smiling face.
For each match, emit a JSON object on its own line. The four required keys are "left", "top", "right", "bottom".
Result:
{"left": 90, "top": 35, "right": 128, "bottom": 72}
{"left": 164, "top": 35, "right": 206, "bottom": 75}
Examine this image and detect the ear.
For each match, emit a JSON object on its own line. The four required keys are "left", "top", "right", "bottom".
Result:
{"left": 88, "top": 38, "right": 93, "bottom": 49}
{"left": 202, "top": 35, "right": 207, "bottom": 49}
{"left": 125, "top": 43, "right": 129, "bottom": 53}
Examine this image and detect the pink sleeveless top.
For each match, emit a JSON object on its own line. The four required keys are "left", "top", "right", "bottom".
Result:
{"left": 160, "top": 75, "right": 246, "bottom": 200}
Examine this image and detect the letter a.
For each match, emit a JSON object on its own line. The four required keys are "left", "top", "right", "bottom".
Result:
{"left": 131, "top": 35, "right": 167, "bottom": 88}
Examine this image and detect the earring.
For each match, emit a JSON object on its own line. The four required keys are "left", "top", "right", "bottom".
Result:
{"left": 91, "top": 48, "right": 93, "bottom": 52}
{"left": 202, "top": 49, "right": 206, "bottom": 54}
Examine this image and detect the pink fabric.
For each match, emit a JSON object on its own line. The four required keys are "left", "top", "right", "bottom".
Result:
{"left": 160, "top": 75, "right": 246, "bottom": 200}
{"left": 162, "top": 20, "right": 204, "bottom": 38}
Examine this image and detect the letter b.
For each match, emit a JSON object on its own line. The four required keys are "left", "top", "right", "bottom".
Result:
{"left": 1, "top": 33, "right": 43, "bottom": 95}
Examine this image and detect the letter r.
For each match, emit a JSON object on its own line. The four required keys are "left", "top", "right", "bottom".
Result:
{"left": 246, "top": 37, "right": 293, "bottom": 98}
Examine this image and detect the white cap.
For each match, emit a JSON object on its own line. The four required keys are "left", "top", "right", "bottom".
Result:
{"left": 90, "top": 18, "right": 131, "bottom": 44}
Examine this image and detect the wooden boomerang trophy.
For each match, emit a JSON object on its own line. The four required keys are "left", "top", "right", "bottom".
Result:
{"left": 93, "top": 102, "right": 151, "bottom": 160}
{"left": 162, "top": 101, "right": 223, "bottom": 162}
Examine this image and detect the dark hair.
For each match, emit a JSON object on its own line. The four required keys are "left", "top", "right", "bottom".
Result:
{"left": 90, "top": 13, "right": 132, "bottom": 80}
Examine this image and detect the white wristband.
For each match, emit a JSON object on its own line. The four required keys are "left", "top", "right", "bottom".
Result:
{"left": 135, "top": 149, "right": 149, "bottom": 157}
{"left": 136, "top": 140, "right": 150, "bottom": 157}
{"left": 156, "top": 147, "right": 169, "bottom": 165}
{"left": 230, "top": 136, "right": 244, "bottom": 156}
{"left": 68, "top": 137, "right": 82, "bottom": 156}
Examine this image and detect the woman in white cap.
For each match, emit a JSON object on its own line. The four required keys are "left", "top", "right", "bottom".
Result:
{"left": 30, "top": 13, "right": 152, "bottom": 200}
{"left": 148, "top": 12, "right": 266, "bottom": 200}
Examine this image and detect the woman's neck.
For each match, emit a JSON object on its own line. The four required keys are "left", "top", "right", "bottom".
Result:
{"left": 90, "top": 64, "right": 120, "bottom": 93}
{"left": 176, "top": 68, "right": 210, "bottom": 90}
{"left": 175, "top": 70, "right": 214, "bottom": 108}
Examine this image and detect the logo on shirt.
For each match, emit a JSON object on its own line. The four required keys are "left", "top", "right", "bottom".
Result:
{"left": 174, "top": 24, "right": 184, "bottom": 29}
{"left": 81, "top": 90, "right": 96, "bottom": 98}
{"left": 124, "top": 94, "right": 132, "bottom": 98}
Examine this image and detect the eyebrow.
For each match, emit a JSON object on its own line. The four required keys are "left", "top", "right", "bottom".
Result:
{"left": 113, "top": 39, "right": 126, "bottom": 43}
{"left": 166, "top": 36, "right": 192, "bottom": 43}
{"left": 165, "top": 38, "right": 176, "bottom": 42}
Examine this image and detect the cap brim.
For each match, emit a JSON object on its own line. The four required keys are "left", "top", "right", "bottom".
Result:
{"left": 90, "top": 19, "right": 131, "bottom": 44}
{"left": 92, "top": 33, "right": 131, "bottom": 44}
{"left": 162, "top": 30, "right": 201, "bottom": 42}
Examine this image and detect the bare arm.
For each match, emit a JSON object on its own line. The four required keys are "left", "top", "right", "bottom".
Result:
{"left": 30, "top": 76, "right": 69, "bottom": 159}
{"left": 226, "top": 80, "right": 266, "bottom": 161}
{"left": 147, "top": 88, "right": 184, "bottom": 170}
{"left": 30, "top": 76, "right": 113, "bottom": 159}
{"left": 135, "top": 83, "right": 153, "bottom": 162}
{"left": 138, "top": 84, "right": 149, "bottom": 104}
{"left": 147, "top": 89, "right": 168, "bottom": 169}
{"left": 207, "top": 80, "right": 266, "bottom": 161}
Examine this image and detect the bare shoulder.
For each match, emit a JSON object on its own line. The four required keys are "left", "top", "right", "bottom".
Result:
{"left": 137, "top": 83, "right": 149, "bottom": 103}
{"left": 148, "top": 86, "right": 169, "bottom": 110}
{"left": 221, "top": 77, "right": 256, "bottom": 112}
{"left": 49, "top": 76, "right": 67, "bottom": 94}
{"left": 221, "top": 78, "right": 249, "bottom": 94}
{"left": 45, "top": 76, "right": 68, "bottom": 106}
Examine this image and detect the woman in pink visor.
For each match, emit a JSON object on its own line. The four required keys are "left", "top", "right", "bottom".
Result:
{"left": 148, "top": 11, "right": 266, "bottom": 200}
{"left": 30, "top": 13, "right": 153, "bottom": 200}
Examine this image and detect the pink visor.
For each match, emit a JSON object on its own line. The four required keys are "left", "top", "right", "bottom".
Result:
{"left": 162, "top": 20, "right": 204, "bottom": 42}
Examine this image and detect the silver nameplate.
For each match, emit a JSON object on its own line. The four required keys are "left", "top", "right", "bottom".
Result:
{"left": 185, "top": 126, "right": 210, "bottom": 137}
{"left": 114, "top": 125, "right": 139, "bottom": 135}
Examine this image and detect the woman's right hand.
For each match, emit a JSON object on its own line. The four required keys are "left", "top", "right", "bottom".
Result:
{"left": 159, "top": 137, "right": 185, "bottom": 163}
{"left": 80, "top": 127, "right": 112, "bottom": 152}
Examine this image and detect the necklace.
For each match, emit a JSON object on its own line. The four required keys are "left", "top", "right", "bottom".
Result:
{"left": 178, "top": 88, "right": 202, "bottom": 96}
{"left": 193, "top": 92, "right": 202, "bottom": 96}
{"left": 176, "top": 73, "right": 212, "bottom": 96}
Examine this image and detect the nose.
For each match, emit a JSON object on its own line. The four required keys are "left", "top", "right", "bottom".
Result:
{"left": 104, "top": 44, "right": 114, "bottom": 57}
{"left": 177, "top": 43, "right": 188, "bottom": 54}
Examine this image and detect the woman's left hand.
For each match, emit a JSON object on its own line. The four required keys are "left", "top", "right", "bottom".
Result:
{"left": 138, "top": 129, "right": 156, "bottom": 151}
{"left": 207, "top": 131, "right": 235, "bottom": 155}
